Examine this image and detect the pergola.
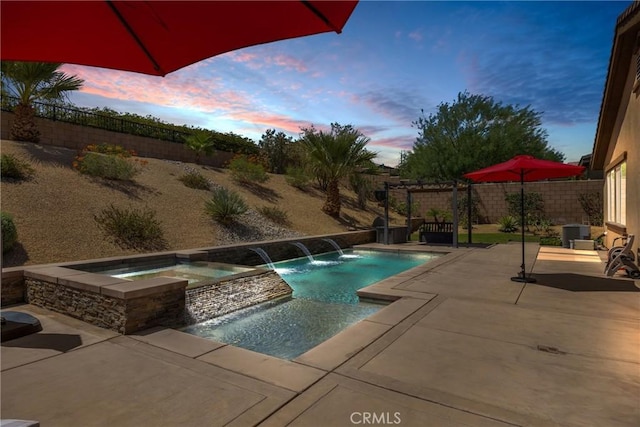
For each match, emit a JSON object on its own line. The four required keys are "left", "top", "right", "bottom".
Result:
{"left": 375, "top": 180, "right": 475, "bottom": 246}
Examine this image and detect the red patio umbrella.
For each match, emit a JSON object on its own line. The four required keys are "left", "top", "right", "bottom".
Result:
{"left": 463, "top": 155, "right": 585, "bottom": 283}
{"left": 0, "top": 0, "right": 359, "bottom": 76}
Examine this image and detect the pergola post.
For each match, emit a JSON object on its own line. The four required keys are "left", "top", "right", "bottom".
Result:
{"left": 384, "top": 181, "right": 389, "bottom": 245}
{"left": 467, "top": 183, "right": 473, "bottom": 244}
{"left": 406, "top": 191, "right": 412, "bottom": 242}
{"left": 452, "top": 179, "right": 458, "bottom": 248}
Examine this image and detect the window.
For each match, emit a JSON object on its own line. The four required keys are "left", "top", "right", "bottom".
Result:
{"left": 635, "top": 53, "right": 640, "bottom": 92}
{"left": 635, "top": 40, "right": 640, "bottom": 92}
{"left": 606, "top": 161, "right": 626, "bottom": 225}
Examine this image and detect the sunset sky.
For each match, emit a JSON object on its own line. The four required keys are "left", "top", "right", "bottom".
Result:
{"left": 63, "top": 1, "right": 628, "bottom": 167}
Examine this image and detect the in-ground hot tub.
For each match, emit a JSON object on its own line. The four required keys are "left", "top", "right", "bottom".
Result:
{"left": 86, "top": 260, "right": 256, "bottom": 288}
{"left": 21, "top": 253, "right": 291, "bottom": 334}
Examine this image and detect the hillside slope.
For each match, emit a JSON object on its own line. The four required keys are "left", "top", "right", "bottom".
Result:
{"left": 1, "top": 140, "right": 402, "bottom": 267}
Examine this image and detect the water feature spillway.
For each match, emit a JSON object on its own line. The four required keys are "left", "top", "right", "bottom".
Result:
{"left": 291, "top": 242, "right": 315, "bottom": 262}
{"left": 322, "top": 238, "right": 344, "bottom": 256}
{"left": 250, "top": 248, "right": 275, "bottom": 269}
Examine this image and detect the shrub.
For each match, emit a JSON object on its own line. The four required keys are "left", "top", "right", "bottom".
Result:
{"left": 178, "top": 170, "right": 210, "bottom": 190}
{"left": 258, "top": 129, "right": 295, "bottom": 174}
{"left": 539, "top": 236, "right": 562, "bottom": 246}
{"left": 285, "top": 166, "right": 311, "bottom": 189}
{"left": 94, "top": 204, "right": 166, "bottom": 251}
{"left": 505, "top": 192, "right": 544, "bottom": 230}
{"left": 82, "top": 143, "right": 136, "bottom": 157}
{"left": 257, "top": 205, "right": 289, "bottom": 225}
{"left": 578, "top": 192, "right": 603, "bottom": 226}
{"left": 205, "top": 187, "right": 248, "bottom": 225}
{"left": 228, "top": 154, "right": 269, "bottom": 184}
{"left": 1, "top": 153, "right": 35, "bottom": 181}
{"left": 426, "top": 208, "right": 451, "bottom": 223}
{"left": 532, "top": 218, "right": 558, "bottom": 237}
{"left": 456, "top": 194, "right": 481, "bottom": 229}
{"left": 73, "top": 143, "right": 147, "bottom": 181}
{"left": 350, "top": 173, "right": 373, "bottom": 209}
{"left": 74, "top": 151, "right": 139, "bottom": 180}
{"left": 185, "top": 131, "right": 215, "bottom": 164}
{"left": 1, "top": 212, "right": 18, "bottom": 253}
{"left": 498, "top": 215, "right": 519, "bottom": 233}
{"left": 389, "top": 197, "right": 419, "bottom": 216}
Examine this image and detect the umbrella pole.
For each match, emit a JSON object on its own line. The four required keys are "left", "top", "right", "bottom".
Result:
{"left": 511, "top": 171, "right": 536, "bottom": 283}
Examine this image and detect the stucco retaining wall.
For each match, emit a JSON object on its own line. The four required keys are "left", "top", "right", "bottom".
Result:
{"left": 1, "top": 270, "right": 25, "bottom": 306}
{"left": 200, "top": 230, "right": 377, "bottom": 266}
{"left": 1, "top": 111, "right": 235, "bottom": 167}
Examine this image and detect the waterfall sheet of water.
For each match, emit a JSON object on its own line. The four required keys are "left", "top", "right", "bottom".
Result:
{"left": 291, "top": 242, "right": 315, "bottom": 262}
{"left": 322, "top": 238, "right": 344, "bottom": 256}
{"left": 250, "top": 248, "right": 275, "bottom": 269}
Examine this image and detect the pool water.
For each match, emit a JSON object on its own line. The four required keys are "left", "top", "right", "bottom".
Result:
{"left": 182, "top": 249, "right": 440, "bottom": 359}
{"left": 276, "top": 249, "right": 438, "bottom": 304}
{"left": 184, "top": 297, "right": 382, "bottom": 360}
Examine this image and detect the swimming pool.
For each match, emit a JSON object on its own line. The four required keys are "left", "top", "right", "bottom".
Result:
{"left": 182, "top": 249, "right": 440, "bottom": 359}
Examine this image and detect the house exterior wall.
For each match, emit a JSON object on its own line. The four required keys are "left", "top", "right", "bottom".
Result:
{"left": 602, "top": 50, "right": 640, "bottom": 253}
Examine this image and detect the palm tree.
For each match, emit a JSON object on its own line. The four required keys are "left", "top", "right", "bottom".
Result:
{"left": 300, "top": 124, "right": 377, "bottom": 217}
{"left": 185, "top": 131, "right": 216, "bottom": 164}
{"left": 1, "top": 61, "right": 84, "bottom": 142}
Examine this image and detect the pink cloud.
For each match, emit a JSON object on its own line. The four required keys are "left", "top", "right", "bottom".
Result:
{"left": 224, "top": 50, "right": 310, "bottom": 73}
{"left": 225, "top": 51, "right": 258, "bottom": 63}
{"left": 62, "top": 64, "right": 256, "bottom": 114}
{"left": 270, "top": 55, "right": 307, "bottom": 72}
{"left": 370, "top": 136, "right": 414, "bottom": 151}
{"left": 227, "top": 110, "right": 313, "bottom": 135}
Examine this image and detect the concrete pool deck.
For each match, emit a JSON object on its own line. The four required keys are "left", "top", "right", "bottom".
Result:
{"left": 2, "top": 243, "right": 639, "bottom": 426}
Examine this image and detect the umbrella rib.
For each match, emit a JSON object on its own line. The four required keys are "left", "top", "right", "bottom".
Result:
{"left": 106, "top": 0, "right": 164, "bottom": 75}
{"left": 301, "top": 0, "right": 341, "bottom": 33}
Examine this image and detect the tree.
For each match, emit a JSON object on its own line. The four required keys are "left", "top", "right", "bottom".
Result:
{"left": 1, "top": 61, "right": 84, "bottom": 142}
{"left": 185, "top": 131, "right": 215, "bottom": 164}
{"left": 300, "top": 123, "right": 377, "bottom": 217}
{"left": 258, "top": 129, "right": 294, "bottom": 174}
{"left": 399, "top": 91, "right": 564, "bottom": 181}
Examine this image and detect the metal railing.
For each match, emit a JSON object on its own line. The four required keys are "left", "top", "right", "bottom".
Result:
{"left": 1, "top": 96, "right": 189, "bottom": 143}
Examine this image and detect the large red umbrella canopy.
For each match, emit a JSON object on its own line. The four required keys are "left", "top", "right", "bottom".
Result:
{"left": 1, "top": 0, "right": 359, "bottom": 76}
{"left": 463, "top": 155, "right": 585, "bottom": 183}
{"left": 463, "top": 155, "right": 585, "bottom": 283}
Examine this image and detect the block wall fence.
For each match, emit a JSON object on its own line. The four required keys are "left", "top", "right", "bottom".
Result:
{"left": 371, "top": 175, "right": 603, "bottom": 225}
{"left": 1, "top": 111, "right": 603, "bottom": 225}
{"left": 1, "top": 111, "right": 235, "bottom": 167}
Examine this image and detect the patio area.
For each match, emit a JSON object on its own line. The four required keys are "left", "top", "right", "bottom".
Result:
{"left": 2, "top": 242, "right": 639, "bottom": 426}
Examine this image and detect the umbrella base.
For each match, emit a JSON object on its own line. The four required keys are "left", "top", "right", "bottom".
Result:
{"left": 1, "top": 311, "right": 43, "bottom": 342}
{"left": 511, "top": 275, "right": 537, "bottom": 283}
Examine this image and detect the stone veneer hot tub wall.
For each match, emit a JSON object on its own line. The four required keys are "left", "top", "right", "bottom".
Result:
{"left": 22, "top": 266, "right": 187, "bottom": 334}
